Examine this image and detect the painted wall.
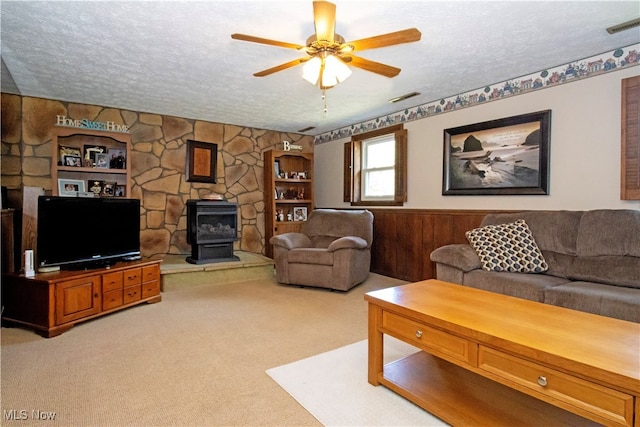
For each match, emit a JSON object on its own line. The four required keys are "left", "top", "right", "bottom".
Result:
{"left": 314, "top": 66, "right": 640, "bottom": 211}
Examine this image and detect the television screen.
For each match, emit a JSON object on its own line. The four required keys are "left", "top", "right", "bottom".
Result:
{"left": 37, "top": 196, "right": 140, "bottom": 270}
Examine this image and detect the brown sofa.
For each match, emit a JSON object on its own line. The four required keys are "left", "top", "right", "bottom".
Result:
{"left": 430, "top": 210, "right": 640, "bottom": 323}
{"left": 269, "top": 209, "right": 373, "bottom": 291}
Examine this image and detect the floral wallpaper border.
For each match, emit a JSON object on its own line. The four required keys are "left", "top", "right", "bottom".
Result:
{"left": 315, "top": 43, "right": 640, "bottom": 144}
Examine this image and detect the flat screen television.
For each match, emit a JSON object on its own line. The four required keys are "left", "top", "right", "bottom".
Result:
{"left": 37, "top": 196, "right": 141, "bottom": 270}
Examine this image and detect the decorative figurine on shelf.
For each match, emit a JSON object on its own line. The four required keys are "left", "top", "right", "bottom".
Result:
{"left": 297, "top": 188, "right": 305, "bottom": 200}
{"left": 276, "top": 209, "right": 284, "bottom": 222}
{"left": 287, "top": 212, "right": 293, "bottom": 221}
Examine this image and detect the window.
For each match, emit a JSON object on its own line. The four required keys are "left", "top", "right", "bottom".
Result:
{"left": 344, "top": 124, "right": 407, "bottom": 206}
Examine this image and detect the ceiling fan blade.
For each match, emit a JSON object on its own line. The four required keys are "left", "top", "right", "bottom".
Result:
{"left": 253, "top": 57, "right": 310, "bottom": 77}
{"left": 313, "top": 1, "right": 336, "bottom": 42}
{"left": 346, "top": 28, "right": 422, "bottom": 51}
{"left": 231, "top": 33, "right": 304, "bottom": 50}
{"left": 345, "top": 55, "right": 401, "bottom": 78}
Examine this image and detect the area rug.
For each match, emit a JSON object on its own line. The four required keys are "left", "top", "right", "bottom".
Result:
{"left": 266, "top": 337, "right": 448, "bottom": 426}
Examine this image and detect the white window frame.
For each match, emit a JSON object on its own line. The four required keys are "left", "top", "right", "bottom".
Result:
{"left": 361, "top": 134, "right": 396, "bottom": 201}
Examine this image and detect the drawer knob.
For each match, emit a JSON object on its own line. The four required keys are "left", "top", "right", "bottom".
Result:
{"left": 415, "top": 330, "right": 423, "bottom": 338}
{"left": 537, "top": 376, "right": 548, "bottom": 387}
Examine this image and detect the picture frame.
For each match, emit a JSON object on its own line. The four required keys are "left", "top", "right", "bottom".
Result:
{"left": 63, "top": 155, "right": 82, "bottom": 167}
{"left": 107, "top": 148, "right": 126, "bottom": 169}
{"left": 114, "top": 185, "right": 126, "bottom": 197}
{"left": 442, "top": 110, "right": 551, "bottom": 195}
{"left": 95, "top": 153, "right": 110, "bottom": 169}
{"left": 294, "top": 206, "right": 307, "bottom": 222}
{"left": 186, "top": 140, "right": 218, "bottom": 183}
{"left": 84, "top": 145, "right": 107, "bottom": 167}
{"left": 58, "top": 178, "right": 85, "bottom": 196}
{"left": 102, "top": 182, "right": 116, "bottom": 197}
{"left": 274, "top": 160, "right": 280, "bottom": 178}
{"left": 59, "top": 145, "right": 82, "bottom": 164}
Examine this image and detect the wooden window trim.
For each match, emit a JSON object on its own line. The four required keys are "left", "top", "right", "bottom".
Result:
{"left": 344, "top": 124, "right": 407, "bottom": 206}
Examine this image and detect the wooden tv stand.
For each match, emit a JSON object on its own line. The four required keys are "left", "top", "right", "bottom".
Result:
{"left": 365, "top": 280, "right": 640, "bottom": 427}
{"left": 2, "top": 259, "right": 161, "bottom": 337}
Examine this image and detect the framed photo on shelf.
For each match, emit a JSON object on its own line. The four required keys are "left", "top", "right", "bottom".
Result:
{"left": 95, "top": 153, "right": 110, "bottom": 168}
{"left": 63, "top": 155, "right": 82, "bottom": 167}
{"left": 102, "top": 182, "right": 116, "bottom": 197}
{"left": 59, "top": 146, "right": 82, "bottom": 164}
{"left": 274, "top": 160, "right": 280, "bottom": 178}
{"left": 83, "top": 145, "right": 107, "bottom": 167}
{"left": 294, "top": 207, "right": 307, "bottom": 221}
{"left": 442, "top": 110, "right": 551, "bottom": 195}
{"left": 107, "top": 148, "right": 126, "bottom": 169}
{"left": 58, "top": 178, "right": 85, "bottom": 197}
{"left": 114, "top": 185, "right": 126, "bottom": 197}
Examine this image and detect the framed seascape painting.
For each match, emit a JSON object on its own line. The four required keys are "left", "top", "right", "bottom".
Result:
{"left": 442, "top": 110, "right": 551, "bottom": 195}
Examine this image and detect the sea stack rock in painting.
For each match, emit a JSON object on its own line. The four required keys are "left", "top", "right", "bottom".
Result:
{"left": 463, "top": 135, "right": 483, "bottom": 152}
{"left": 523, "top": 129, "right": 540, "bottom": 146}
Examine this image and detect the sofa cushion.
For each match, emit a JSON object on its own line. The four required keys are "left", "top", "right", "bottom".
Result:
{"left": 463, "top": 270, "right": 569, "bottom": 302}
{"left": 544, "top": 281, "right": 640, "bottom": 323}
{"left": 576, "top": 209, "right": 640, "bottom": 257}
{"left": 482, "top": 211, "right": 582, "bottom": 255}
{"left": 567, "top": 255, "right": 640, "bottom": 289}
{"left": 466, "top": 220, "right": 548, "bottom": 273}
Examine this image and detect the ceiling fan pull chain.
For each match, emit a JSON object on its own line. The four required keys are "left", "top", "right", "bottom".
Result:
{"left": 322, "top": 89, "right": 328, "bottom": 114}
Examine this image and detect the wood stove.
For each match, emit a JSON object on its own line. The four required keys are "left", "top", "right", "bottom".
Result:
{"left": 186, "top": 200, "right": 239, "bottom": 264}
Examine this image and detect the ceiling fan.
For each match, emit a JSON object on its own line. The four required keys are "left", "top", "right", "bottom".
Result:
{"left": 231, "top": 1, "right": 421, "bottom": 90}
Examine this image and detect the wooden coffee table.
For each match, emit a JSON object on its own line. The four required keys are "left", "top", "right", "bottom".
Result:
{"left": 365, "top": 280, "right": 640, "bottom": 427}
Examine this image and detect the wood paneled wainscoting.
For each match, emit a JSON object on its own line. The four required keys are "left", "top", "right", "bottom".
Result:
{"left": 368, "top": 209, "right": 502, "bottom": 282}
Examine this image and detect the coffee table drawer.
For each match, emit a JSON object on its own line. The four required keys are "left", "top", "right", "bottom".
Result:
{"left": 382, "top": 312, "right": 476, "bottom": 365}
{"left": 478, "top": 346, "right": 634, "bottom": 427}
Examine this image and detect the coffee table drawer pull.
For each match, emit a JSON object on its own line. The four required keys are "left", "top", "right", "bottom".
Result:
{"left": 537, "top": 376, "right": 548, "bottom": 387}
{"left": 416, "top": 330, "right": 423, "bottom": 338}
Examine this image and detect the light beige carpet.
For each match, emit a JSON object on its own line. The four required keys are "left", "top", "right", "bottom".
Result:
{"left": 267, "top": 337, "right": 448, "bottom": 427}
{"left": 1, "top": 273, "right": 410, "bottom": 426}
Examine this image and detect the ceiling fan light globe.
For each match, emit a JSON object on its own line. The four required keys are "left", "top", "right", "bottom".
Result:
{"left": 324, "top": 54, "right": 352, "bottom": 83}
{"left": 302, "top": 56, "right": 322, "bottom": 85}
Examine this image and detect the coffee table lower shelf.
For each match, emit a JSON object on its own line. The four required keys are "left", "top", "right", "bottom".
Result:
{"left": 380, "top": 351, "right": 600, "bottom": 427}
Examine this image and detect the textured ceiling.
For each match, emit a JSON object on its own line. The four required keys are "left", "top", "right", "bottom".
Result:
{"left": 1, "top": 1, "right": 639, "bottom": 136}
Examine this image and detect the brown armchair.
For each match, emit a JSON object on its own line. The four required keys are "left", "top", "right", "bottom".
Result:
{"left": 269, "top": 209, "right": 374, "bottom": 291}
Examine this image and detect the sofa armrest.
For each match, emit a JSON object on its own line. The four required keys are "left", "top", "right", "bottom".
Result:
{"left": 327, "top": 236, "right": 368, "bottom": 251}
{"left": 430, "top": 244, "right": 481, "bottom": 272}
{"left": 269, "top": 233, "right": 311, "bottom": 250}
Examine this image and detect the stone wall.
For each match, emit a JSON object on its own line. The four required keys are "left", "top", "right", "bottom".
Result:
{"left": 0, "top": 94, "right": 314, "bottom": 257}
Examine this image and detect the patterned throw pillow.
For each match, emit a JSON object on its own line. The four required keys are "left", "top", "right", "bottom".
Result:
{"left": 465, "top": 219, "right": 548, "bottom": 273}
